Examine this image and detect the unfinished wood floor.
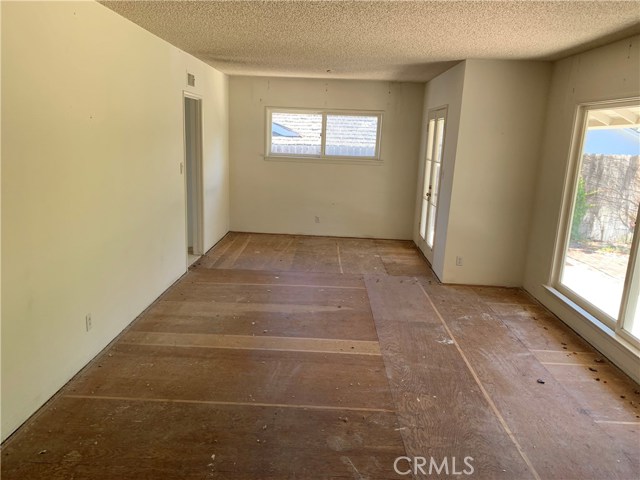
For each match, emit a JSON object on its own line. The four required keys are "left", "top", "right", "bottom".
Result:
{"left": 2, "top": 232, "right": 639, "bottom": 479}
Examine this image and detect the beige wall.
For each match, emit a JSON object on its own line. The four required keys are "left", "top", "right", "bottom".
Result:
{"left": 229, "top": 76, "right": 424, "bottom": 239}
{"left": 1, "top": 1, "right": 229, "bottom": 439}
{"left": 524, "top": 36, "right": 640, "bottom": 381}
{"left": 416, "top": 60, "right": 551, "bottom": 286}
{"left": 414, "top": 62, "right": 466, "bottom": 279}
{"left": 443, "top": 60, "right": 551, "bottom": 286}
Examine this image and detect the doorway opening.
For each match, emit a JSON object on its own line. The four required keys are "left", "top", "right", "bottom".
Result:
{"left": 184, "top": 94, "right": 204, "bottom": 266}
{"left": 417, "top": 107, "right": 447, "bottom": 264}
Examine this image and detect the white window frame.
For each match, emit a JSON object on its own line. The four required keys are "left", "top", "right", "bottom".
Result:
{"left": 265, "top": 107, "right": 383, "bottom": 164}
{"left": 551, "top": 97, "right": 640, "bottom": 349}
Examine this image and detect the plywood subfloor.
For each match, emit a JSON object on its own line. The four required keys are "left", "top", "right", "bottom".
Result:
{"left": 2, "top": 232, "right": 639, "bottom": 479}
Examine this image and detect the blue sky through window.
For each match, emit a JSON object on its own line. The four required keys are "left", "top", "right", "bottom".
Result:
{"left": 583, "top": 128, "right": 640, "bottom": 155}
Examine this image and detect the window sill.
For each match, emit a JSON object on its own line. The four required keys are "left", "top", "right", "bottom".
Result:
{"left": 263, "top": 155, "right": 384, "bottom": 166}
{"left": 543, "top": 285, "right": 640, "bottom": 355}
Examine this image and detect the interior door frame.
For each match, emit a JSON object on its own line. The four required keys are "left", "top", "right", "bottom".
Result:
{"left": 183, "top": 92, "right": 205, "bottom": 262}
{"left": 416, "top": 106, "right": 448, "bottom": 265}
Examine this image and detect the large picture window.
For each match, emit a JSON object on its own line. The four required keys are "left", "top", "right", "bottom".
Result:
{"left": 267, "top": 108, "right": 382, "bottom": 161}
{"left": 554, "top": 99, "right": 640, "bottom": 344}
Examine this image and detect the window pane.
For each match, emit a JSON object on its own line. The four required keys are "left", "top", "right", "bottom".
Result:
{"left": 271, "top": 112, "right": 322, "bottom": 156}
{"left": 325, "top": 115, "right": 379, "bottom": 157}
{"left": 560, "top": 106, "right": 640, "bottom": 320}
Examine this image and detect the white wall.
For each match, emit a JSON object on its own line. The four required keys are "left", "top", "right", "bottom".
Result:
{"left": 229, "top": 76, "right": 424, "bottom": 239}
{"left": 524, "top": 36, "right": 640, "bottom": 381}
{"left": 443, "top": 60, "right": 551, "bottom": 286}
{"left": 413, "top": 62, "right": 466, "bottom": 279}
{"left": 1, "top": 1, "right": 229, "bottom": 440}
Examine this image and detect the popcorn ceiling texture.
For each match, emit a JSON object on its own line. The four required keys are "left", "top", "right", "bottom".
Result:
{"left": 101, "top": 0, "right": 640, "bottom": 81}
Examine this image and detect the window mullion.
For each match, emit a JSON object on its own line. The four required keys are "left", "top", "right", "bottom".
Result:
{"left": 618, "top": 202, "right": 640, "bottom": 333}
{"left": 553, "top": 106, "right": 588, "bottom": 288}
{"left": 266, "top": 109, "right": 273, "bottom": 155}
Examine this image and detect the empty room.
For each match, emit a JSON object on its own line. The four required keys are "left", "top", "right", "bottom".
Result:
{"left": 2, "top": 1, "right": 640, "bottom": 478}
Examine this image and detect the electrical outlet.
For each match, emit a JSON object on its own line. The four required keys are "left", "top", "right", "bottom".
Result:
{"left": 85, "top": 313, "right": 92, "bottom": 332}
{"left": 456, "top": 256, "right": 463, "bottom": 266}
{"left": 315, "top": 216, "right": 320, "bottom": 224}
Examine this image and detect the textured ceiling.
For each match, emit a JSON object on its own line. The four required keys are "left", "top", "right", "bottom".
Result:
{"left": 101, "top": 0, "right": 640, "bottom": 82}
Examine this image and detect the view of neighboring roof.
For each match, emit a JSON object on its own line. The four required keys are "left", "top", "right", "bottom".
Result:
{"left": 271, "top": 113, "right": 321, "bottom": 147}
{"left": 272, "top": 122, "right": 300, "bottom": 138}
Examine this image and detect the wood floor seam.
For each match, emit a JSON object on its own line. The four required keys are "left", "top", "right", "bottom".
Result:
{"left": 126, "top": 331, "right": 381, "bottom": 343}
{"left": 190, "top": 281, "right": 365, "bottom": 290}
{"left": 540, "top": 361, "right": 602, "bottom": 366}
{"left": 336, "top": 242, "right": 344, "bottom": 274}
{"left": 211, "top": 234, "right": 235, "bottom": 257}
{"left": 416, "top": 281, "right": 543, "bottom": 480}
{"left": 63, "top": 394, "right": 396, "bottom": 413}
{"left": 531, "top": 349, "right": 589, "bottom": 354}
{"left": 118, "top": 341, "right": 383, "bottom": 356}
{"left": 595, "top": 420, "right": 640, "bottom": 425}
{"left": 226, "top": 234, "right": 251, "bottom": 268}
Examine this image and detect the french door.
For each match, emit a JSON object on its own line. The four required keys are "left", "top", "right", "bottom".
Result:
{"left": 417, "top": 107, "right": 447, "bottom": 262}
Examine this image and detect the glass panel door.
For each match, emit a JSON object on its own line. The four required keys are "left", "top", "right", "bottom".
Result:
{"left": 419, "top": 119, "right": 435, "bottom": 241}
{"left": 427, "top": 117, "right": 445, "bottom": 248}
{"left": 417, "top": 108, "right": 447, "bottom": 261}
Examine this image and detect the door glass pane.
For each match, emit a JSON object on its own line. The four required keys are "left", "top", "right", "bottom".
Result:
{"left": 432, "top": 163, "right": 441, "bottom": 207}
{"left": 420, "top": 160, "right": 433, "bottom": 240}
{"left": 560, "top": 106, "right": 640, "bottom": 320}
{"left": 420, "top": 198, "right": 428, "bottom": 240}
{"left": 426, "top": 120, "right": 435, "bottom": 161}
{"left": 427, "top": 204, "right": 437, "bottom": 247}
{"left": 419, "top": 120, "right": 436, "bottom": 240}
{"left": 422, "top": 160, "right": 433, "bottom": 204}
{"left": 434, "top": 118, "right": 445, "bottom": 163}
{"left": 271, "top": 112, "right": 322, "bottom": 156}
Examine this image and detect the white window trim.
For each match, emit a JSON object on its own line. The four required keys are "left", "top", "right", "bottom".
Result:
{"left": 542, "top": 285, "right": 640, "bottom": 354}
{"left": 550, "top": 97, "right": 640, "bottom": 349}
{"left": 264, "top": 107, "right": 383, "bottom": 164}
